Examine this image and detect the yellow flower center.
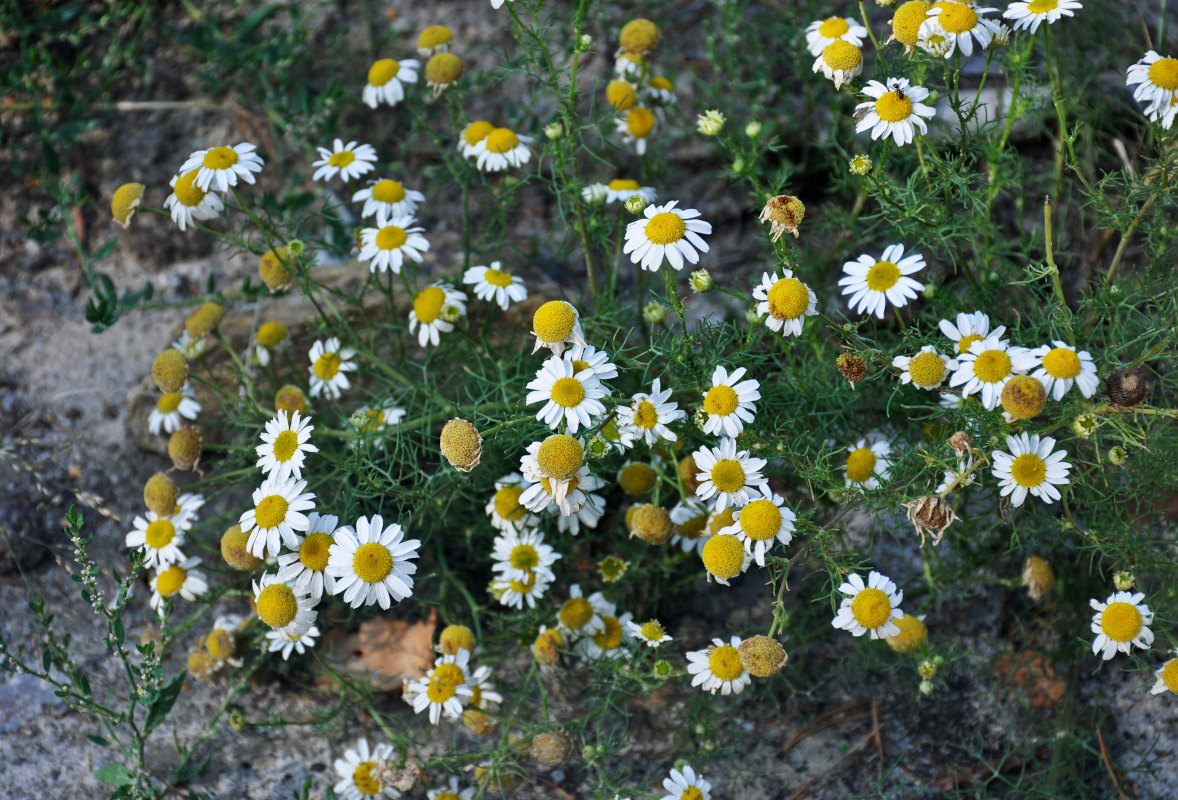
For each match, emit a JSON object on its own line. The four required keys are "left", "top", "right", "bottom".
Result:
{"left": 707, "top": 507, "right": 737, "bottom": 537}
{"left": 625, "top": 107, "right": 655, "bottom": 138}
{"left": 509, "top": 571, "right": 537, "bottom": 594}
{"left": 640, "top": 621, "right": 666, "bottom": 641}
{"left": 313, "top": 352, "right": 342, "bottom": 380}
{"left": 509, "top": 544, "right": 539, "bottom": 570}
{"left": 893, "top": 0, "right": 931, "bottom": 46}
{"left": 436, "top": 793, "right": 460, "bottom": 800}
{"left": 632, "top": 400, "right": 659, "bottom": 429}
{"left": 483, "top": 267, "right": 514, "bottom": 288}
{"left": 426, "top": 52, "right": 464, "bottom": 86}
{"left": 173, "top": 170, "right": 207, "bottom": 207}
{"left": 375, "top": 225, "right": 408, "bottom": 251}
{"left": 710, "top": 459, "right": 746, "bottom": 493}
{"left": 202, "top": 146, "right": 238, "bottom": 170}
{"left": 205, "top": 629, "right": 233, "bottom": 661}
{"left": 156, "top": 566, "right": 187, "bottom": 597}
{"left": 972, "top": 349, "right": 1012, "bottom": 383}
{"left": 1149, "top": 57, "right": 1178, "bottom": 91}
{"left": 111, "top": 182, "right": 143, "bottom": 224}
{"left": 1101, "top": 602, "right": 1143, "bottom": 642}
{"left": 606, "top": 80, "right": 637, "bottom": 110}
{"left": 650, "top": 76, "right": 673, "bottom": 91}
{"left": 368, "top": 58, "right": 400, "bottom": 86}
{"left": 875, "top": 92, "right": 914, "bottom": 123}
{"left": 255, "top": 495, "right": 289, "bottom": 529}
{"left": 353, "top": 761, "right": 382, "bottom": 795}
{"left": 644, "top": 212, "right": 686, "bottom": 245}
{"left": 708, "top": 644, "right": 744, "bottom": 680}
{"left": 414, "top": 286, "right": 447, "bottom": 324}
{"left": 957, "top": 333, "right": 984, "bottom": 354}
{"left": 681, "top": 789, "right": 703, "bottom": 800}
{"left": 271, "top": 430, "right": 299, "bottom": 463}
{"left": 618, "top": 462, "right": 656, "bottom": 495}
{"left": 417, "top": 24, "right": 453, "bottom": 49}
{"left": 370, "top": 179, "right": 407, "bottom": 204}
{"left": 299, "top": 532, "right": 333, "bottom": 571}
{"left": 1009, "top": 453, "right": 1046, "bottom": 488}
{"left": 1161, "top": 659, "right": 1178, "bottom": 694}
{"left": 675, "top": 512, "right": 708, "bottom": 540}
{"left": 256, "top": 583, "right": 298, "bottom": 628}
{"left": 851, "top": 587, "right": 892, "bottom": 629}
{"left": 328, "top": 150, "right": 355, "bottom": 168}
{"left": 767, "top": 277, "right": 810, "bottom": 320}
{"left": 822, "top": 40, "right": 862, "bottom": 71}
{"left": 493, "top": 486, "right": 527, "bottom": 521}
{"left": 907, "top": 351, "right": 946, "bottom": 387}
{"left": 433, "top": 663, "right": 465, "bottom": 688}
{"left": 609, "top": 178, "right": 641, "bottom": 191}
{"left": 463, "top": 120, "right": 495, "bottom": 146}
{"left": 426, "top": 677, "right": 458, "bottom": 703}
{"left": 485, "top": 128, "right": 520, "bottom": 154}
{"left": 1026, "top": 0, "right": 1058, "bottom": 11}
{"left": 156, "top": 392, "right": 183, "bottom": 413}
{"left": 256, "top": 320, "right": 287, "bottom": 348}
{"left": 865, "top": 260, "right": 901, "bottom": 291}
{"left": 550, "top": 376, "right": 586, "bottom": 408}
{"left": 887, "top": 614, "right": 928, "bottom": 653}
{"left": 144, "top": 519, "right": 175, "bottom": 550}
{"left": 935, "top": 2, "right": 979, "bottom": 34}
{"left": 592, "top": 616, "right": 623, "bottom": 650}
{"left": 739, "top": 499, "right": 782, "bottom": 541}
{"left": 1041, "top": 347, "right": 1081, "bottom": 379}
{"left": 559, "top": 597, "right": 594, "bottom": 630}
{"left": 533, "top": 301, "right": 576, "bottom": 343}
{"left": 537, "top": 434, "right": 584, "bottom": 479}
{"left": 353, "top": 542, "right": 393, "bottom": 583}
{"left": 703, "top": 385, "right": 739, "bottom": 416}
{"left": 846, "top": 447, "right": 877, "bottom": 483}
{"left": 818, "top": 17, "right": 851, "bottom": 37}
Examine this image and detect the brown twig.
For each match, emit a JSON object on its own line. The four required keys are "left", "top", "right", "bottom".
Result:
{"left": 783, "top": 699, "right": 884, "bottom": 799}
{"left": 1096, "top": 723, "right": 1130, "bottom": 800}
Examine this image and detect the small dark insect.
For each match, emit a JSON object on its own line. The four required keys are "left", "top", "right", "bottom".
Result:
{"left": 889, "top": 79, "right": 907, "bottom": 100}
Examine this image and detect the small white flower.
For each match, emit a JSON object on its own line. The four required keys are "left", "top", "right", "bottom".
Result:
{"left": 1090, "top": 591, "right": 1154, "bottom": 661}
{"left": 616, "top": 377, "right": 684, "bottom": 445}
{"left": 623, "top": 200, "right": 712, "bottom": 272}
{"left": 463, "top": 261, "right": 528, "bottom": 310}
{"left": 1003, "top": 0, "right": 1082, "bottom": 33}
{"left": 265, "top": 624, "right": 320, "bottom": 660}
{"left": 659, "top": 765, "right": 712, "bottom": 800}
{"left": 149, "top": 557, "right": 208, "bottom": 609}
{"left": 991, "top": 432, "right": 1072, "bottom": 507}
{"left": 359, "top": 216, "right": 430, "bottom": 274}
{"left": 920, "top": 4, "right": 1000, "bottom": 59}
{"left": 526, "top": 353, "right": 609, "bottom": 434}
{"left": 125, "top": 513, "right": 187, "bottom": 569}
{"left": 1149, "top": 651, "right": 1178, "bottom": 695}
{"left": 719, "top": 486, "right": 796, "bottom": 567}
{"left": 327, "top": 515, "right": 420, "bottom": 609}
{"left": 938, "top": 310, "right": 1004, "bottom": 356}
{"left": 256, "top": 410, "right": 318, "bottom": 482}
{"left": 333, "top": 738, "right": 397, "bottom": 800}
{"left": 164, "top": 169, "right": 224, "bottom": 232}
{"left": 405, "top": 650, "right": 473, "bottom": 724}
{"left": 239, "top": 475, "right": 317, "bottom": 559}
{"left": 700, "top": 365, "right": 760, "bottom": 438}
{"left": 530, "top": 300, "right": 587, "bottom": 356}
{"left": 409, "top": 284, "right": 468, "bottom": 348}
{"left": 892, "top": 345, "right": 957, "bottom": 389}
{"left": 605, "top": 178, "right": 656, "bottom": 205}
{"left": 490, "top": 527, "right": 561, "bottom": 583}
{"left": 308, "top": 337, "right": 358, "bottom": 400}
{"left": 693, "top": 437, "right": 769, "bottom": 511}
{"left": 626, "top": 619, "right": 672, "bottom": 647}
{"left": 352, "top": 178, "right": 425, "bottom": 222}
{"left": 753, "top": 269, "right": 818, "bottom": 337}
{"left": 485, "top": 473, "right": 540, "bottom": 532}
{"left": 148, "top": 386, "right": 200, "bottom": 435}
{"left": 844, "top": 437, "right": 892, "bottom": 489}
{"left": 363, "top": 58, "right": 419, "bottom": 108}
{"left": 275, "top": 512, "right": 339, "bottom": 602}
{"left": 178, "top": 142, "right": 263, "bottom": 193}
{"left": 475, "top": 128, "right": 532, "bottom": 172}
{"left": 831, "top": 571, "right": 904, "bottom": 639}
{"left": 1028, "top": 341, "right": 1099, "bottom": 400}
{"left": 311, "top": 139, "right": 377, "bottom": 183}
{"left": 686, "top": 636, "right": 751, "bottom": 696}
{"left": 839, "top": 242, "right": 926, "bottom": 318}
{"left": 805, "top": 15, "right": 869, "bottom": 55}
{"left": 949, "top": 335, "right": 1036, "bottom": 410}
{"left": 853, "top": 79, "right": 936, "bottom": 146}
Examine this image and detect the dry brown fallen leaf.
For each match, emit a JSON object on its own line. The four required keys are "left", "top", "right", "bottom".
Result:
{"left": 319, "top": 608, "right": 437, "bottom": 692}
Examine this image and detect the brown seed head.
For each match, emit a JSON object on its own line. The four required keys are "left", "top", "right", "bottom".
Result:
{"left": 758, "top": 194, "right": 806, "bottom": 241}
{"left": 836, "top": 353, "right": 866, "bottom": 388}
{"left": 439, "top": 418, "right": 483, "bottom": 471}
{"left": 629, "top": 503, "right": 672, "bottom": 545}
{"left": 220, "top": 524, "right": 263, "bottom": 571}
{"left": 1022, "top": 555, "right": 1055, "bottom": 600}
{"left": 529, "top": 730, "right": 574, "bottom": 767}
{"left": 1106, "top": 367, "right": 1150, "bottom": 408}
{"left": 738, "top": 635, "right": 788, "bottom": 678}
{"left": 902, "top": 495, "right": 958, "bottom": 546}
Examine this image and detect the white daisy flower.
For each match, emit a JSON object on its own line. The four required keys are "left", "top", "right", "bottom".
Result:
{"left": 485, "top": 473, "right": 540, "bottom": 532}
{"left": 805, "top": 15, "right": 869, "bottom": 56}
{"left": 644, "top": 75, "right": 676, "bottom": 105}
{"left": 615, "top": 107, "right": 656, "bottom": 155}
{"left": 581, "top": 611, "right": 633, "bottom": 660}
{"left": 1090, "top": 591, "right": 1154, "bottom": 660}
{"left": 659, "top": 765, "right": 712, "bottom": 800}
{"left": 466, "top": 664, "right": 504, "bottom": 710}
{"left": 265, "top": 624, "right": 320, "bottom": 661}
{"left": 1003, "top": 0, "right": 1082, "bottom": 33}
{"left": 308, "top": 337, "right": 358, "bottom": 400}
{"left": 556, "top": 584, "right": 606, "bottom": 638}
{"left": 605, "top": 178, "right": 656, "bottom": 205}
{"left": 362, "top": 58, "right": 419, "bottom": 109}
{"left": 845, "top": 437, "right": 893, "bottom": 490}
{"left": 352, "top": 178, "right": 425, "bottom": 222}
{"left": 854, "top": 79, "right": 936, "bottom": 146}
{"left": 406, "top": 649, "right": 474, "bottom": 724}
{"left": 555, "top": 490, "right": 605, "bottom": 537}
{"left": 333, "top": 737, "right": 397, "bottom": 800}
{"left": 627, "top": 619, "right": 673, "bottom": 647}
{"left": 457, "top": 120, "right": 494, "bottom": 158}
{"left": 463, "top": 261, "right": 527, "bottom": 310}
{"left": 475, "top": 128, "right": 532, "bottom": 171}
{"left": 1029, "top": 341, "right": 1099, "bottom": 399}
{"left": 491, "top": 527, "right": 561, "bottom": 583}
{"left": 173, "top": 492, "right": 205, "bottom": 524}
{"left": 164, "top": 169, "right": 225, "bottom": 232}
{"left": 358, "top": 215, "right": 430, "bottom": 274}
{"left": 832, "top": 571, "right": 904, "bottom": 639}
{"left": 520, "top": 462, "right": 600, "bottom": 518}
{"left": 178, "top": 142, "right": 263, "bottom": 193}
{"left": 1149, "top": 651, "right": 1178, "bottom": 695}
{"left": 700, "top": 365, "right": 760, "bottom": 438}
{"left": 526, "top": 353, "right": 608, "bottom": 434}
{"left": 409, "top": 284, "right": 468, "bottom": 348}
{"left": 991, "top": 432, "right": 1072, "bottom": 507}
{"left": 170, "top": 329, "right": 207, "bottom": 361}
{"left": 491, "top": 569, "right": 552, "bottom": 609}
{"left": 567, "top": 343, "right": 618, "bottom": 383}
{"left": 949, "top": 335, "right": 1036, "bottom": 410}
{"left": 938, "top": 310, "right": 1005, "bottom": 356}
{"left": 670, "top": 500, "right": 712, "bottom": 554}
{"left": 311, "top": 139, "right": 377, "bottom": 183}
{"left": 892, "top": 346, "right": 957, "bottom": 390}
{"left": 239, "top": 474, "right": 316, "bottom": 558}
{"left": 693, "top": 438, "right": 770, "bottom": 511}
{"left": 275, "top": 512, "right": 339, "bottom": 602}
{"left": 327, "top": 515, "right": 420, "bottom": 609}
{"left": 615, "top": 51, "right": 646, "bottom": 79}
{"left": 429, "top": 776, "right": 476, "bottom": 800}
{"left": 519, "top": 433, "right": 588, "bottom": 507}
{"left": 349, "top": 404, "right": 407, "bottom": 447}
{"left": 148, "top": 385, "right": 200, "bottom": 435}
{"left": 531, "top": 300, "right": 588, "bottom": 356}
{"left": 687, "top": 635, "right": 752, "bottom": 696}
{"left": 920, "top": 3, "right": 1000, "bottom": 58}
{"left": 839, "top": 242, "right": 926, "bottom": 319}
{"left": 753, "top": 269, "right": 818, "bottom": 338}
{"left": 623, "top": 200, "right": 712, "bottom": 272}
{"left": 813, "top": 41, "right": 864, "bottom": 90}
{"left": 125, "top": 513, "right": 187, "bottom": 569}
{"left": 256, "top": 410, "right": 318, "bottom": 482}
{"left": 616, "top": 378, "right": 684, "bottom": 445}
{"left": 1126, "top": 51, "right": 1178, "bottom": 127}
{"left": 719, "top": 487, "right": 796, "bottom": 567}
{"left": 149, "top": 557, "right": 208, "bottom": 610}
{"left": 253, "top": 320, "right": 288, "bottom": 367}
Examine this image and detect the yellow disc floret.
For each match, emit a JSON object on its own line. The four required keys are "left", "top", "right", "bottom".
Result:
{"left": 709, "top": 459, "right": 746, "bottom": 493}
{"left": 644, "top": 212, "right": 686, "bottom": 245}
{"left": 845, "top": 447, "right": 877, "bottom": 484}
{"left": 256, "top": 583, "right": 298, "bottom": 628}
{"left": 1010, "top": 453, "right": 1046, "bottom": 488}
{"left": 254, "top": 495, "right": 289, "bottom": 529}
{"left": 155, "top": 565, "right": 187, "bottom": 597}
{"left": 703, "top": 385, "right": 739, "bottom": 416}
{"left": 708, "top": 644, "right": 744, "bottom": 680}
{"left": 767, "top": 277, "right": 810, "bottom": 320}
{"left": 152, "top": 349, "right": 188, "bottom": 394}
{"left": 619, "top": 18, "right": 660, "bottom": 54}
{"left": 172, "top": 170, "right": 206, "bottom": 207}
{"left": 111, "top": 182, "right": 144, "bottom": 227}
{"left": 353, "top": 761, "right": 381, "bottom": 795}
{"left": 368, "top": 58, "right": 400, "bottom": 86}
{"left": 821, "top": 40, "right": 862, "bottom": 71}
{"left": 934, "top": 1, "right": 979, "bottom": 34}
{"left": 550, "top": 377, "right": 585, "bottom": 408}
{"left": 819, "top": 16, "right": 851, "bottom": 38}
{"left": 463, "top": 120, "right": 495, "bottom": 147}
{"left": 886, "top": 614, "right": 928, "bottom": 653}
{"left": 425, "top": 52, "right": 463, "bottom": 87}
{"left": 202, "top": 146, "right": 238, "bottom": 170}
{"left": 417, "top": 25, "right": 453, "bottom": 52}
{"left": 143, "top": 472, "right": 179, "bottom": 517}
{"left": 485, "top": 128, "right": 520, "bottom": 154}
{"left": 737, "top": 635, "right": 788, "bottom": 677}
{"left": 1041, "top": 347, "right": 1081, "bottom": 379}
{"left": 1149, "top": 57, "right": 1178, "bottom": 90}
{"left": 353, "top": 542, "right": 393, "bottom": 583}
{"left": 168, "top": 427, "right": 202, "bottom": 471}
{"left": 972, "top": 349, "right": 1011, "bottom": 383}
{"left": 258, "top": 247, "right": 292, "bottom": 290}
{"left": 593, "top": 616, "right": 624, "bottom": 650}
{"left": 738, "top": 499, "right": 781, "bottom": 541}
{"left": 630, "top": 503, "right": 672, "bottom": 544}
{"left": 221, "top": 525, "right": 263, "bottom": 571}
{"left": 299, "top": 532, "right": 333, "bottom": 571}
{"left": 144, "top": 519, "right": 176, "bottom": 550}
{"left": 559, "top": 597, "right": 594, "bottom": 630}
{"left": 701, "top": 534, "right": 745, "bottom": 579}
{"left": 274, "top": 384, "right": 307, "bottom": 417}
{"left": 375, "top": 224, "right": 408, "bottom": 251}
{"left": 371, "top": 179, "right": 407, "bottom": 204}
{"left": 537, "top": 434, "right": 583, "bottom": 479}
{"left": 851, "top": 587, "right": 892, "bottom": 629}
{"left": 907, "top": 351, "right": 946, "bottom": 387}
{"left": 892, "top": 1, "right": 931, "bottom": 47}
{"left": 533, "top": 300, "right": 577, "bottom": 344}
{"left": 256, "top": 320, "right": 287, "bottom": 349}
{"left": 413, "top": 286, "right": 446, "bottom": 325}
{"left": 875, "top": 92, "right": 914, "bottom": 123}
{"left": 618, "top": 462, "right": 656, "bottom": 495}
{"left": 440, "top": 418, "right": 483, "bottom": 471}
{"left": 607, "top": 80, "right": 637, "bottom": 110}
{"left": 439, "top": 624, "right": 476, "bottom": 655}
{"left": 625, "top": 107, "right": 655, "bottom": 138}
{"left": 1161, "top": 659, "right": 1178, "bottom": 694}
{"left": 866, "top": 260, "right": 901, "bottom": 291}
{"left": 1101, "top": 602, "right": 1143, "bottom": 642}
{"left": 1001, "top": 375, "right": 1046, "bottom": 420}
